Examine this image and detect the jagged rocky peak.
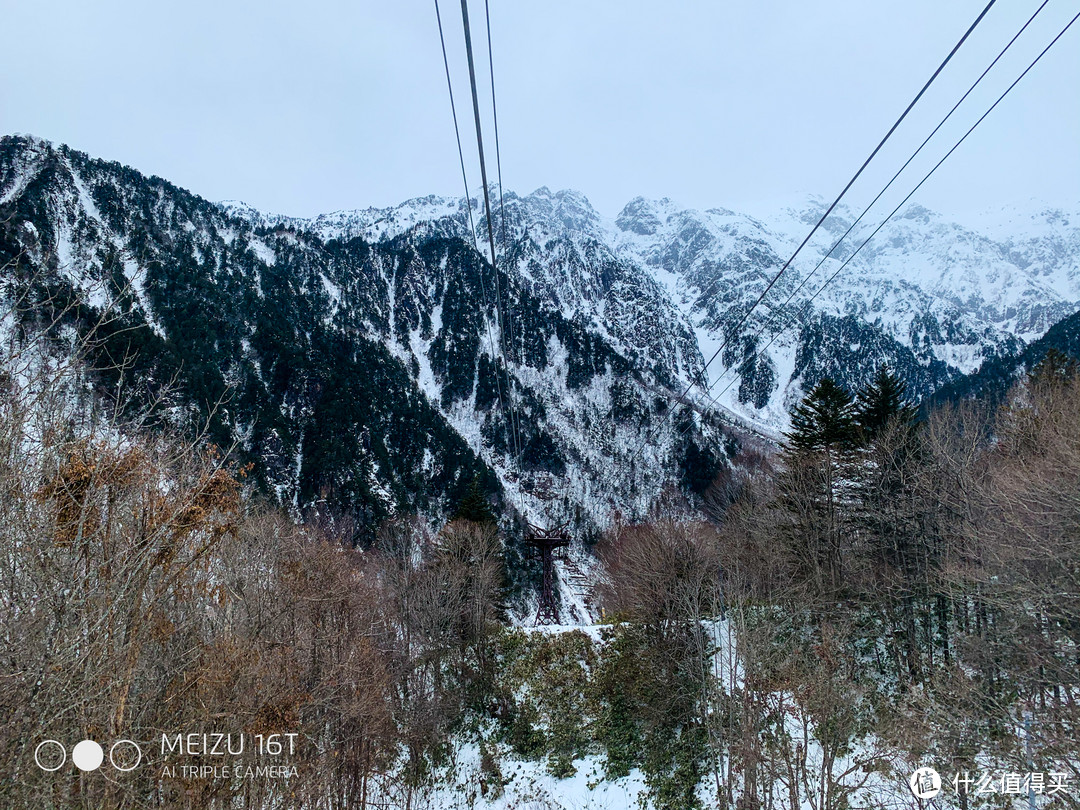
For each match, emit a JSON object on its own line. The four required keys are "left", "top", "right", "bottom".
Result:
{"left": 616, "top": 197, "right": 664, "bottom": 235}
{"left": 897, "top": 202, "right": 937, "bottom": 223}
{"left": 218, "top": 199, "right": 264, "bottom": 218}
{"left": 217, "top": 199, "right": 279, "bottom": 230}
{"left": 3, "top": 133, "right": 1078, "bottom": 525}
{"left": 515, "top": 186, "right": 600, "bottom": 233}
{"left": 614, "top": 196, "right": 695, "bottom": 237}
{"left": 211, "top": 170, "right": 1078, "bottom": 435}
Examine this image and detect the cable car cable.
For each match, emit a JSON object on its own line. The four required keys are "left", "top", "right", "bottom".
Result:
{"left": 684, "top": 7, "right": 1080, "bottom": 443}
{"left": 692, "top": 0, "right": 1053, "bottom": 413}
{"left": 625, "top": 0, "right": 997, "bottom": 462}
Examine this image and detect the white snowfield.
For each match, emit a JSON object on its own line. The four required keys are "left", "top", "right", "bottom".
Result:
{"left": 226, "top": 185, "right": 1080, "bottom": 437}
{"left": 6, "top": 133, "right": 1078, "bottom": 526}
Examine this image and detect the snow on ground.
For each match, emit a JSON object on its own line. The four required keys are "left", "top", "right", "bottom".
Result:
{"left": 393, "top": 745, "right": 648, "bottom": 810}
{"left": 250, "top": 238, "right": 277, "bottom": 266}
{"left": 363, "top": 617, "right": 994, "bottom": 810}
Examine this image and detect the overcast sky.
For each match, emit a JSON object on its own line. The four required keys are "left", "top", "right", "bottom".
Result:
{"left": 2, "top": 1, "right": 1077, "bottom": 220}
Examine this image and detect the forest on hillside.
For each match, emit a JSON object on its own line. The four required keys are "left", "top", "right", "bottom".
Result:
{"left": 1, "top": 286, "right": 1078, "bottom": 810}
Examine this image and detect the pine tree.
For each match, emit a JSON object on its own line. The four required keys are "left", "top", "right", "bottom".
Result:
{"left": 1031, "top": 347, "right": 1078, "bottom": 386}
{"left": 780, "top": 377, "right": 858, "bottom": 592}
{"left": 452, "top": 474, "right": 497, "bottom": 525}
{"left": 855, "top": 364, "right": 916, "bottom": 441}
{"left": 785, "top": 377, "right": 858, "bottom": 455}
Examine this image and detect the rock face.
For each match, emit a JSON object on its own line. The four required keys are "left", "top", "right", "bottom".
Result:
{"left": 239, "top": 187, "right": 1078, "bottom": 434}
{"left": 0, "top": 136, "right": 729, "bottom": 534}
{"left": 606, "top": 195, "right": 1078, "bottom": 430}
{"left": 2, "top": 134, "right": 1077, "bottom": 530}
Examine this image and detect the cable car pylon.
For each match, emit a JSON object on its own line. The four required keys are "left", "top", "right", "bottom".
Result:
{"left": 441, "top": 0, "right": 579, "bottom": 626}
{"left": 524, "top": 520, "right": 571, "bottom": 626}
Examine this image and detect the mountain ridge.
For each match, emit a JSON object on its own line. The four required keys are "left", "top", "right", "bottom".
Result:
{"left": 221, "top": 179, "right": 1079, "bottom": 430}
{"left": 3, "top": 133, "right": 1078, "bottom": 532}
{"left": 0, "top": 135, "right": 736, "bottom": 536}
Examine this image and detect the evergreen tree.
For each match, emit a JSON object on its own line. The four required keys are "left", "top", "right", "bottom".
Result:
{"left": 780, "top": 377, "right": 858, "bottom": 592}
{"left": 1031, "top": 347, "right": 1078, "bottom": 386}
{"left": 855, "top": 364, "right": 917, "bottom": 441}
{"left": 785, "top": 377, "right": 858, "bottom": 455}
{"left": 452, "top": 474, "right": 497, "bottom": 525}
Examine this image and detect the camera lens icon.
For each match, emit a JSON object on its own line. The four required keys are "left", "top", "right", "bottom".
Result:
{"left": 110, "top": 740, "right": 142, "bottom": 772}
{"left": 35, "top": 739, "right": 142, "bottom": 772}
{"left": 34, "top": 740, "right": 67, "bottom": 772}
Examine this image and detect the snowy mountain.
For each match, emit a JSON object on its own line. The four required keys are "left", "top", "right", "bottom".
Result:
{"left": 252, "top": 184, "right": 1079, "bottom": 433}
{"left": 3, "top": 134, "right": 1077, "bottom": 531}
{"left": 0, "top": 135, "right": 733, "bottom": 537}
{"left": 608, "top": 194, "right": 1079, "bottom": 429}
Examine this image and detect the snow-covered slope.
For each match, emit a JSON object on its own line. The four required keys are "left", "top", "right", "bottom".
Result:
{"left": 607, "top": 195, "right": 1078, "bottom": 429}
{"left": 4, "top": 133, "right": 1077, "bottom": 529}
{"left": 0, "top": 135, "right": 737, "bottom": 535}
{"left": 254, "top": 186, "right": 1078, "bottom": 433}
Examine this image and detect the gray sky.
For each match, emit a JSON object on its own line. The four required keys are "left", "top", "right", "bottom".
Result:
{"left": 2, "top": 1, "right": 1077, "bottom": 220}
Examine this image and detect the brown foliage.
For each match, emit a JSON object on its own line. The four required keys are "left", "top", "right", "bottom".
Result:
{"left": 0, "top": 342, "right": 502, "bottom": 808}
{"left": 596, "top": 519, "right": 724, "bottom": 629}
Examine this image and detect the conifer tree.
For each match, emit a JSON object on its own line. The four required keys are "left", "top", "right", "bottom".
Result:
{"left": 851, "top": 366, "right": 930, "bottom": 682}
{"left": 855, "top": 364, "right": 916, "bottom": 441}
{"left": 452, "top": 474, "right": 497, "bottom": 525}
{"left": 785, "top": 377, "right": 858, "bottom": 455}
{"left": 1031, "top": 347, "right": 1078, "bottom": 385}
{"left": 780, "top": 377, "right": 858, "bottom": 592}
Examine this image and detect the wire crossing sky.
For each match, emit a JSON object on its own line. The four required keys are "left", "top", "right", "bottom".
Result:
{"left": 629, "top": 0, "right": 1007, "bottom": 458}
{"left": 686, "top": 5, "right": 1080, "bottom": 444}
{"left": 2, "top": 1, "right": 1076, "bottom": 219}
